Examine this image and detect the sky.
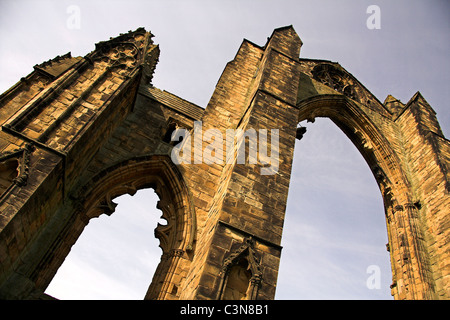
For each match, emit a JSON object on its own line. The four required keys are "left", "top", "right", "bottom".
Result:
{"left": 0, "top": 0, "right": 448, "bottom": 300}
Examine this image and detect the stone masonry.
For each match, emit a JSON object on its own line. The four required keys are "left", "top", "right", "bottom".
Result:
{"left": 0, "top": 26, "right": 448, "bottom": 299}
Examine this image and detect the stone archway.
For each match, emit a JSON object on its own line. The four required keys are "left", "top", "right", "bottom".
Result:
{"left": 295, "top": 93, "right": 436, "bottom": 299}
{"left": 34, "top": 155, "right": 197, "bottom": 300}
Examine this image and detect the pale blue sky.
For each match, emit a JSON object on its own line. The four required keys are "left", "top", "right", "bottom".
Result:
{"left": 0, "top": 0, "right": 448, "bottom": 300}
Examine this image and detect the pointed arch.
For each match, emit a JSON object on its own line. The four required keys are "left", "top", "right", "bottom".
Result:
{"left": 78, "top": 155, "right": 196, "bottom": 299}
{"left": 297, "top": 94, "right": 410, "bottom": 206}
{"left": 34, "top": 155, "right": 196, "bottom": 300}
{"left": 218, "top": 237, "right": 263, "bottom": 300}
{"left": 296, "top": 93, "right": 435, "bottom": 299}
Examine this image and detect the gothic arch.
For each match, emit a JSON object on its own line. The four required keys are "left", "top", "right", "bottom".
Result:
{"left": 296, "top": 94, "right": 435, "bottom": 299}
{"left": 80, "top": 155, "right": 196, "bottom": 299}
{"left": 37, "top": 155, "right": 197, "bottom": 300}
{"left": 217, "top": 237, "right": 263, "bottom": 300}
{"left": 297, "top": 94, "right": 410, "bottom": 205}
{"left": 79, "top": 155, "right": 196, "bottom": 250}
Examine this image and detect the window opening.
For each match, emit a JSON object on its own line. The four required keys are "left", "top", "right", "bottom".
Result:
{"left": 45, "top": 188, "right": 164, "bottom": 300}
{"left": 276, "top": 118, "right": 392, "bottom": 299}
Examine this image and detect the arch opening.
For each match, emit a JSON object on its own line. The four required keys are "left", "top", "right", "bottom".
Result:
{"left": 277, "top": 117, "right": 393, "bottom": 299}
{"left": 34, "top": 155, "right": 196, "bottom": 300}
{"left": 44, "top": 188, "right": 163, "bottom": 300}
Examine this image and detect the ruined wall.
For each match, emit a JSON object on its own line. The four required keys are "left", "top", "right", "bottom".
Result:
{"left": 0, "top": 28, "right": 160, "bottom": 298}
{"left": 295, "top": 58, "right": 449, "bottom": 299}
{"left": 0, "top": 26, "right": 447, "bottom": 300}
